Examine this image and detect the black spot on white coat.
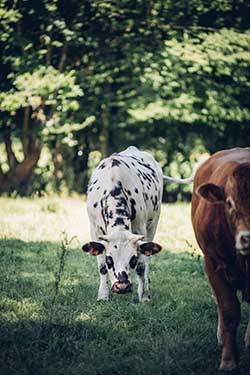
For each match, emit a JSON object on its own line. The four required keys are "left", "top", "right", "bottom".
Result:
{"left": 100, "top": 264, "right": 108, "bottom": 275}
{"left": 136, "top": 263, "right": 145, "bottom": 277}
{"left": 130, "top": 198, "right": 137, "bottom": 221}
{"left": 112, "top": 217, "right": 125, "bottom": 227}
{"left": 111, "top": 159, "right": 121, "bottom": 167}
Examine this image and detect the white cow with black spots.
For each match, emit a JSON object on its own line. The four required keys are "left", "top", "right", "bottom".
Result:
{"left": 82, "top": 146, "right": 164, "bottom": 302}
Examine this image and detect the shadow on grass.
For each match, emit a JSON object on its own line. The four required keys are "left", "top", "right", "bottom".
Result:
{"left": 0, "top": 238, "right": 249, "bottom": 375}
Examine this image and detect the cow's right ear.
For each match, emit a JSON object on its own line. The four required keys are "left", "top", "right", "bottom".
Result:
{"left": 196, "top": 183, "right": 225, "bottom": 203}
{"left": 82, "top": 241, "right": 105, "bottom": 256}
{"left": 138, "top": 241, "right": 162, "bottom": 256}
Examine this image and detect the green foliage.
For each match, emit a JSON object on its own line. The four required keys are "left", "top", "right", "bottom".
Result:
{"left": 130, "top": 29, "right": 250, "bottom": 128}
{"left": 0, "top": 66, "right": 83, "bottom": 131}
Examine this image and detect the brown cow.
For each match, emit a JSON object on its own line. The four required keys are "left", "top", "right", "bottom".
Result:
{"left": 191, "top": 147, "right": 250, "bottom": 372}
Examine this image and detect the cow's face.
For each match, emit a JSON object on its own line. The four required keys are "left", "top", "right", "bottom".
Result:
{"left": 196, "top": 163, "right": 250, "bottom": 256}
{"left": 82, "top": 231, "right": 161, "bottom": 294}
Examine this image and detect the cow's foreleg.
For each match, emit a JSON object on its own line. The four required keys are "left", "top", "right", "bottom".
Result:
{"left": 206, "top": 257, "right": 241, "bottom": 371}
{"left": 244, "top": 307, "right": 250, "bottom": 348}
{"left": 136, "top": 255, "right": 151, "bottom": 303}
{"left": 211, "top": 291, "right": 223, "bottom": 346}
{"left": 217, "top": 307, "right": 223, "bottom": 347}
{"left": 97, "top": 255, "right": 109, "bottom": 301}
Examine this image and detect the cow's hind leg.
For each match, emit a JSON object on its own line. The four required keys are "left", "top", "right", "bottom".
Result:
{"left": 244, "top": 306, "right": 250, "bottom": 348}
{"left": 136, "top": 255, "right": 151, "bottom": 303}
{"left": 97, "top": 255, "right": 109, "bottom": 301}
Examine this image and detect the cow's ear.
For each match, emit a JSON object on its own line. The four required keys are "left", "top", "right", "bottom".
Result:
{"left": 138, "top": 242, "right": 162, "bottom": 256}
{"left": 82, "top": 241, "right": 105, "bottom": 256}
{"left": 196, "top": 183, "right": 225, "bottom": 203}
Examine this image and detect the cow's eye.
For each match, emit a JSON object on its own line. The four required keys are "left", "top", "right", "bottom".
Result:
{"left": 129, "top": 255, "right": 138, "bottom": 269}
{"left": 106, "top": 256, "right": 114, "bottom": 269}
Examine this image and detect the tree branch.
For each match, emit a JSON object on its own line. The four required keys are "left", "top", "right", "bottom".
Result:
{"left": 58, "top": 42, "right": 68, "bottom": 72}
{"left": 46, "top": 42, "right": 52, "bottom": 65}
{"left": 4, "top": 132, "right": 18, "bottom": 171}
{"left": 0, "top": 162, "right": 4, "bottom": 178}
{"left": 0, "top": 163, "right": 6, "bottom": 188}
{"left": 22, "top": 106, "right": 30, "bottom": 157}
{"left": 28, "top": 133, "right": 42, "bottom": 156}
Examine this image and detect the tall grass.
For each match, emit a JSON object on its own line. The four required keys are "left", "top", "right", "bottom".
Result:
{"left": 0, "top": 197, "right": 249, "bottom": 374}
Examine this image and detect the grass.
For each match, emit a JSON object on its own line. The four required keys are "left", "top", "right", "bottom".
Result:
{"left": 0, "top": 197, "right": 249, "bottom": 375}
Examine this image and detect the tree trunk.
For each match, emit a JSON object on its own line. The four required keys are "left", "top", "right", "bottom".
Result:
{"left": 58, "top": 42, "right": 68, "bottom": 72}
{"left": 100, "top": 104, "right": 110, "bottom": 157}
{"left": 0, "top": 112, "right": 42, "bottom": 195}
{"left": 0, "top": 148, "right": 41, "bottom": 195}
{"left": 51, "top": 139, "right": 64, "bottom": 191}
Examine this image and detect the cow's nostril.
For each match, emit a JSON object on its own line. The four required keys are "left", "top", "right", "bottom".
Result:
{"left": 241, "top": 235, "right": 250, "bottom": 247}
{"left": 114, "top": 282, "right": 120, "bottom": 291}
{"left": 112, "top": 281, "right": 132, "bottom": 294}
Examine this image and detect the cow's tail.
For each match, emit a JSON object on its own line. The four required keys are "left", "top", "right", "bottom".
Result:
{"left": 163, "top": 175, "right": 194, "bottom": 184}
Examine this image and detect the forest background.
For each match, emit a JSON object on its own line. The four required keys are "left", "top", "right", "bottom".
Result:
{"left": 1, "top": 0, "right": 250, "bottom": 201}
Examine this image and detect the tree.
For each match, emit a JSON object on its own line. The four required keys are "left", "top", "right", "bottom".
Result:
{"left": 0, "top": 0, "right": 85, "bottom": 193}
{"left": 0, "top": 0, "right": 250, "bottom": 198}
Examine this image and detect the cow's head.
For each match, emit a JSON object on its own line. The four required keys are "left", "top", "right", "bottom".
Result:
{"left": 82, "top": 231, "right": 161, "bottom": 294}
{"left": 196, "top": 163, "right": 250, "bottom": 256}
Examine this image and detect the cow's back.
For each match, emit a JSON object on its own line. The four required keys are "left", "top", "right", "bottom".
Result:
{"left": 87, "top": 147, "right": 163, "bottom": 236}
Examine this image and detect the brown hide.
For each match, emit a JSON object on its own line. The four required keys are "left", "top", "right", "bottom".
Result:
{"left": 192, "top": 148, "right": 250, "bottom": 300}
{"left": 191, "top": 147, "right": 250, "bottom": 370}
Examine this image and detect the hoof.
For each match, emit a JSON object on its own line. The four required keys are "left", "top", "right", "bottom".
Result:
{"left": 141, "top": 292, "right": 151, "bottom": 303}
{"left": 219, "top": 360, "right": 238, "bottom": 373}
{"left": 97, "top": 294, "right": 109, "bottom": 301}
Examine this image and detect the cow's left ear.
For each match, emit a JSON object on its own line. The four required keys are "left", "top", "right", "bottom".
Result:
{"left": 138, "top": 242, "right": 162, "bottom": 256}
{"left": 82, "top": 241, "right": 105, "bottom": 256}
{"left": 196, "top": 183, "right": 225, "bottom": 203}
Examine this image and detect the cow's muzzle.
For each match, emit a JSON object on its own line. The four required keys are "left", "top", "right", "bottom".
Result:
{"left": 112, "top": 281, "right": 132, "bottom": 294}
{"left": 236, "top": 231, "right": 250, "bottom": 256}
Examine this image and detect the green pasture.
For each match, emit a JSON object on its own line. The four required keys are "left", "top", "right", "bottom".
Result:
{"left": 0, "top": 197, "right": 249, "bottom": 375}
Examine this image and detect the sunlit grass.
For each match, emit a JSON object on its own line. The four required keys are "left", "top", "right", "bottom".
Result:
{"left": 0, "top": 196, "right": 89, "bottom": 243}
{"left": 157, "top": 203, "right": 199, "bottom": 253}
{"left": 0, "top": 197, "right": 249, "bottom": 375}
